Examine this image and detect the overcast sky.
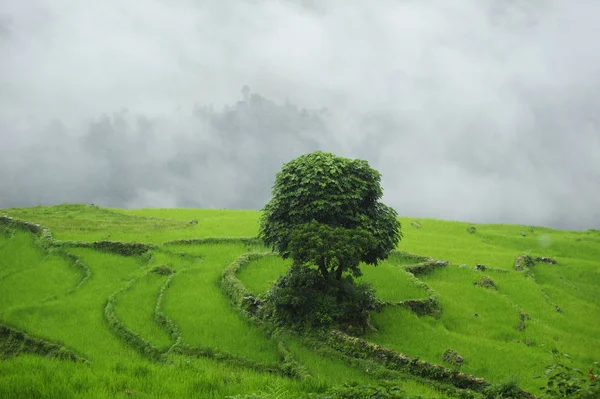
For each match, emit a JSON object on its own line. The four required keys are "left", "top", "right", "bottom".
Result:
{"left": 1, "top": 0, "right": 599, "bottom": 229}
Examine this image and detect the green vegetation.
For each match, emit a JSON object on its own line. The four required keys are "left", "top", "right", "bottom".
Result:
{"left": 237, "top": 255, "right": 292, "bottom": 295}
{"left": 259, "top": 151, "right": 401, "bottom": 280}
{"left": 258, "top": 264, "right": 381, "bottom": 334}
{"left": 258, "top": 151, "right": 402, "bottom": 333}
{"left": 0, "top": 203, "right": 598, "bottom": 398}
{"left": 536, "top": 351, "right": 599, "bottom": 398}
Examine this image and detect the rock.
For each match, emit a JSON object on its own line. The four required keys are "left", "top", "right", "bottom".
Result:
{"left": 535, "top": 256, "right": 557, "bottom": 264}
{"left": 442, "top": 349, "right": 464, "bottom": 366}
{"left": 474, "top": 275, "right": 497, "bottom": 290}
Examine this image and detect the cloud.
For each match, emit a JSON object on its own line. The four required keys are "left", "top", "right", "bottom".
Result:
{"left": 1, "top": 0, "right": 599, "bottom": 229}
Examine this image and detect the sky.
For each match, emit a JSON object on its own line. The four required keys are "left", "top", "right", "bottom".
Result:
{"left": 1, "top": 0, "right": 599, "bottom": 229}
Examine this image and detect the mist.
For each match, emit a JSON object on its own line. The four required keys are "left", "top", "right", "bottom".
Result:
{"left": 1, "top": 0, "right": 599, "bottom": 230}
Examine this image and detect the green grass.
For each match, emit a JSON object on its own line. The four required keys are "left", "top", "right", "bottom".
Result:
{"left": 366, "top": 259, "right": 600, "bottom": 392}
{"left": 0, "top": 232, "right": 81, "bottom": 311}
{"left": 161, "top": 244, "right": 281, "bottom": 365}
{"left": 419, "top": 266, "right": 522, "bottom": 341}
{"left": 1, "top": 248, "right": 146, "bottom": 362}
{"left": 112, "top": 271, "right": 174, "bottom": 350}
{"left": 238, "top": 255, "right": 292, "bottom": 295}
{"left": 366, "top": 306, "right": 551, "bottom": 392}
{"left": 283, "top": 335, "right": 372, "bottom": 384}
{"left": 397, "top": 218, "right": 566, "bottom": 269}
{"left": 358, "top": 261, "right": 430, "bottom": 302}
{"left": 280, "top": 334, "right": 454, "bottom": 398}
{"left": 236, "top": 252, "right": 431, "bottom": 303}
{"left": 1, "top": 203, "right": 599, "bottom": 398}
{"left": 0, "top": 353, "right": 326, "bottom": 399}
{"left": 1, "top": 204, "right": 260, "bottom": 244}
{"left": 113, "top": 207, "right": 261, "bottom": 237}
{"left": 0, "top": 232, "right": 43, "bottom": 280}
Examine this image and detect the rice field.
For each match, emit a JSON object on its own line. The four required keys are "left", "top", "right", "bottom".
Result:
{"left": 1, "top": 204, "right": 598, "bottom": 398}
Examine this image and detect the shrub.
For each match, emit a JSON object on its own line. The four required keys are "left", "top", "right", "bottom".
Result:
{"left": 0, "top": 225, "right": 13, "bottom": 237}
{"left": 259, "top": 264, "right": 380, "bottom": 334}
{"left": 442, "top": 349, "right": 465, "bottom": 367}
{"left": 514, "top": 255, "right": 534, "bottom": 272}
{"left": 400, "top": 297, "right": 441, "bottom": 317}
{"left": 482, "top": 378, "right": 524, "bottom": 399}
{"left": 405, "top": 260, "right": 448, "bottom": 276}
{"left": 536, "top": 351, "right": 599, "bottom": 399}
{"left": 474, "top": 275, "right": 497, "bottom": 290}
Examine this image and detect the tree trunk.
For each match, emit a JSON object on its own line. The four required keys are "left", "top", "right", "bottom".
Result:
{"left": 317, "top": 256, "right": 329, "bottom": 279}
{"left": 335, "top": 260, "right": 344, "bottom": 280}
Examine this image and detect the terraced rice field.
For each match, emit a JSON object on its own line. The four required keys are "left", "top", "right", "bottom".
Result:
{"left": 1, "top": 204, "right": 599, "bottom": 398}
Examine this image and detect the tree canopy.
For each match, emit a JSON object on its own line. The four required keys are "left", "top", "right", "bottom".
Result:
{"left": 259, "top": 151, "right": 402, "bottom": 280}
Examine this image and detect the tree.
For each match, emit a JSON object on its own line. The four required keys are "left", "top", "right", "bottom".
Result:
{"left": 259, "top": 151, "right": 402, "bottom": 281}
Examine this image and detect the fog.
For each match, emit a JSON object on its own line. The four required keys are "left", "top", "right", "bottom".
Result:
{"left": 1, "top": 0, "right": 599, "bottom": 229}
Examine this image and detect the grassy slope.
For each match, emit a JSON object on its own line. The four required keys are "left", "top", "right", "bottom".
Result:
{"left": 1, "top": 204, "right": 599, "bottom": 398}
{"left": 161, "top": 243, "right": 281, "bottom": 365}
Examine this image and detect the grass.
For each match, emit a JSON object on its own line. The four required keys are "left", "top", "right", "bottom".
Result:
{"left": 358, "top": 261, "right": 430, "bottom": 302}
{"left": 282, "top": 335, "right": 373, "bottom": 384}
{"left": 161, "top": 244, "right": 281, "bottom": 365}
{"left": 0, "top": 232, "right": 81, "bottom": 310}
{"left": 419, "top": 266, "right": 522, "bottom": 342}
{"left": 280, "top": 334, "right": 456, "bottom": 398}
{"left": 366, "top": 258, "right": 600, "bottom": 392}
{"left": 112, "top": 271, "right": 174, "bottom": 350}
{"left": 366, "top": 306, "right": 551, "bottom": 391}
{"left": 236, "top": 251, "right": 432, "bottom": 303}
{"left": 112, "top": 207, "right": 261, "bottom": 237}
{"left": 237, "top": 255, "right": 292, "bottom": 295}
{"left": 1, "top": 204, "right": 260, "bottom": 244}
{"left": 1, "top": 203, "right": 599, "bottom": 398}
{"left": 0, "top": 353, "right": 326, "bottom": 399}
{"left": 1, "top": 248, "right": 145, "bottom": 362}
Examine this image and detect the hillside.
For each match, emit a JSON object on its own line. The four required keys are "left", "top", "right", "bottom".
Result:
{"left": 1, "top": 204, "right": 599, "bottom": 398}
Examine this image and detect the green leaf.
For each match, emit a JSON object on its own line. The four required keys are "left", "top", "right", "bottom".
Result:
{"left": 259, "top": 151, "right": 401, "bottom": 282}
